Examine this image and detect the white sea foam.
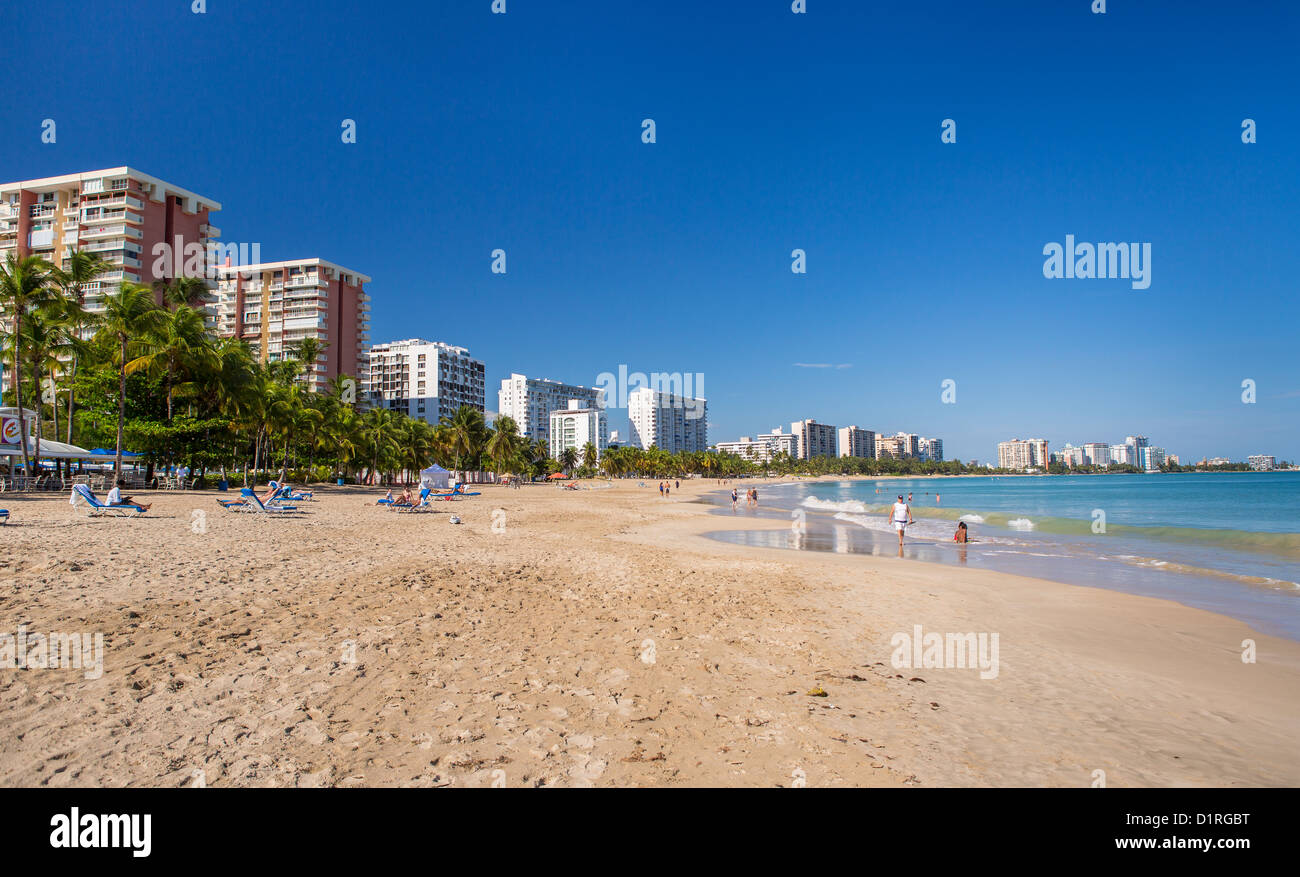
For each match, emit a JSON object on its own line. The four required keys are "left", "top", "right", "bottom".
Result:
{"left": 958, "top": 514, "right": 985, "bottom": 523}
{"left": 1007, "top": 518, "right": 1035, "bottom": 531}
{"left": 803, "top": 497, "right": 871, "bottom": 514}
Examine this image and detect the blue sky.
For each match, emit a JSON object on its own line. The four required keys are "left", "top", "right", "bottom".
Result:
{"left": 5, "top": 0, "right": 1297, "bottom": 462}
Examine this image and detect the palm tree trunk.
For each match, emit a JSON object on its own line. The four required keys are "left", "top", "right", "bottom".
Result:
{"left": 115, "top": 334, "right": 127, "bottom": 476}
{"left": 12, "top": 311, "right": 33, "bottom": 476}
{"left": 65, "top": 354, "right": 78, "bottom": 444}
{"left": 31, "top": 358, "right": 43, "bottom": 473}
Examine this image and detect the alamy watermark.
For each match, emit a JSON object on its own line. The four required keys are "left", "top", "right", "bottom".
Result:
{"left": 1, "top": 625, "right": 104, "bottom": 679}
{"left": 1042, "top": 235, "right": 1151, "bottom": 290}
{"left": 890, "top": 624, "right": 999, "bottom": 680}
{"left": 594, "top": 365, "right": 706, "bottom": 420}
{"left": 150, "top": 238, "right": 262, "bottom": 281}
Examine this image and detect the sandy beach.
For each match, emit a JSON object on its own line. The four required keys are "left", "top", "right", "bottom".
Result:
{"left": 1, "top": 477, "right": 1297, "bottom": 788}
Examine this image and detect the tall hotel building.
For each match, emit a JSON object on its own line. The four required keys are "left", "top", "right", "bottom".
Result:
{"left": 215, "top": 259, "right": 370, "bottom": 392}
{"left": 838, "top": 425, "right": 876, "bottom": 458}
{"left": 792, "top": 420, "right": 837, "bottom": 459}
{"left": 366, "top": 339, "right": 485, "bottom": 424}
{"left": 628, "top": 387, "right": 708, "bottom": 453}
{"left": 498, "top": 373, "right": 605, "bottom": 439}
{"left": 0, "top": 167, "right": 221, "bottom": 316}
{"left": 998, "top": 438, "right": 1049, "bottom": 471}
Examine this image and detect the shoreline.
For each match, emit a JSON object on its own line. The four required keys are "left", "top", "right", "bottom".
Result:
{"left": 1, "top": 479, "right": 1297, "bottom": 787}
{"left": 698, "top": 482, "right": 1300, "bottom": 642}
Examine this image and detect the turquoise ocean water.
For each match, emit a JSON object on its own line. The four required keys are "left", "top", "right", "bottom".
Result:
{"left": 706, "top": 472, "right": 1300, "bottom": 639}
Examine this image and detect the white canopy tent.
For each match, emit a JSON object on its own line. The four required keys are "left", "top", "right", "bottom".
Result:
{"left": 419, "top": 465, "right": 450, "bottom": 490}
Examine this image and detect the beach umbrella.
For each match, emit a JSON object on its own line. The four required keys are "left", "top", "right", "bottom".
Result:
{"left": 547, "top": 472, "right": 569, "bottom": 480}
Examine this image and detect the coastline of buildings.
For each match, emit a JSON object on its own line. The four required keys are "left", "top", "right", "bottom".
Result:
{"left": 999, "top": 436, "right": 1284, "bottom": 473}
{"left": 715, "top": 421, "right": 943, "bottom": 465}
{"left": 4, "top": 169, "right": 1287, "bottom": 474}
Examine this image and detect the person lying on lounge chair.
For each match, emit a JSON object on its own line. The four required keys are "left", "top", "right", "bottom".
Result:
{"left": 108, "top": 479, "right": 151, "bottom": 512}
{"left": 378, "top": 489, "right": 395, "bottom": 505}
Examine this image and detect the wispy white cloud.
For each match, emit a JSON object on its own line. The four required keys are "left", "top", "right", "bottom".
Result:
{"left": 793, "top": 362, "right": 853, "bottom": 369}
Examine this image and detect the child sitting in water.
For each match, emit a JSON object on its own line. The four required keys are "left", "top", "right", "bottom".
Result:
{"left": 954, "top": 521, "right": 969, "bottom": 543}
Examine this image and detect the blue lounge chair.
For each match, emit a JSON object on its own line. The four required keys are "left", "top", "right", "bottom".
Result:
{"left": 0, "top": 509, "right": 8, "bottom": 525}
{"left": 70, "top": 483, "right": 146, "bottom": 517}
{"left": 275, "top": 485, "right": 313, "bottom": 502}
{"left": 394, "top": 488, "right": 436, "bottom": 513}
{"left": 238, "top": 487, "right": 298, "bottom": 514}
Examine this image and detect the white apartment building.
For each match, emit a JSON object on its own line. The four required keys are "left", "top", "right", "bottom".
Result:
{"left": 1082, "top": 442, "right": 1111, "bottom": 467}
{"left": 1248, "top": 455, "right": 1275, "bottom": 471}
{"left": 1139, "top": 446, "right": 1167, "bottom": 471}
{"left": 758, "top": 427, "right": 798, "bottom": 458}
{"left": 549, "top": 400, "right": 608, "bottom": 462}
{"left": 876, "top": 431, "right": 922, "bottom": 460}
{"left": 919, "top": 437, "right": 944, "bottom": 462}
{"left": 215, "top": 258, "right": 371, "bottom": 391}
{"left": 999, "top": 438, "right": 1050, "bottom": 471}
{"left": 1109, "top": 444, "right": 1135, "bottom": 466}
{"left": 366, "top": 339, "right": 485, "bottom": 424}
{"left": 628, "top": 388, "right": 708, "bottom": 453}
{"left": 792, "top": 419, "right": 837, "bottom": 459}
{"left": 715, "top": 436, "right": 777, "bottom": 463}
{"left": 498, "top": 373, "right": 605, "bottom": 439}
{"left": 838, "top": 425, "right": 876, "bottom": 459}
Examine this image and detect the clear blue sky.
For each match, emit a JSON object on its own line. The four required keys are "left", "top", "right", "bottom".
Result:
{"left": 5, "top": 0, "right": 1297, "bottom": 462}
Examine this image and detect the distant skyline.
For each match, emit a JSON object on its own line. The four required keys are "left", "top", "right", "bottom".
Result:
{"left": 4, "top": 0, "right": 1297, "bottom": 461}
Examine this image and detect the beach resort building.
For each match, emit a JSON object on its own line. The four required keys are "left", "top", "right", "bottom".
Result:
{"left": 1109, "top": 444, "right": 1135, "bottom": 466}
{"left": 365, "top": 339, "right": 485, "bottom": 424}
{"left": 628, "top": 387, "right": 708, "bottom": 453}
{"left": 1248, "top": 455, "right": 1275, "bottom": 471}
{"left": 715, "top": 436, "right": 777, "bottom": 463}
{"left": 791, "top": 420, "right": 837, "bottom": 459}
{"left": 758, "top": 427, "right": 798, "bottom": 459}
{"left": 549, "top": 400, "right": 608, "bottom": 462}
{"left": 498, "top": 373, "right": 605, "bottom": 439}
{"left": 838, "top": 426, "right": 876, "bottom": 459}
{"left": 1138, "top": 446, "right": 1167, "bottom": 471}
{"left": 999, "top": 438, "right": 1050, "bottom": 471}
{"left": 1082, "top": 442, "right": 1111, "bottom": 467}
{"left": 0, "top": 166, "right": 221, "bottom": 319}
{"left": 215, "top": 259, "right": 370, "bottom": 392}
{"left": 919, "top": 437, "right": 944, "bottom": 462}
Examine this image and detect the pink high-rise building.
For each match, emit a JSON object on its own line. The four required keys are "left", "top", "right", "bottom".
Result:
{"left": 0, "top": 167, "right": 221, "bottom": 314}
{"left": 215, "top": 259, "right": 371, "bottom": 391}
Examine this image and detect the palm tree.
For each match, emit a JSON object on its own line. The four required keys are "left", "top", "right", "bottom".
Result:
{"left": 126, "top": 304, "right": 208, "bottom": 421}
{"left": 441, "top": 405, "right": 486, "bottom": 473}
{"left": 18, "top": 310, "right": 66, "bottom": 468}
{"left": 558, "top": 446, "right": 578, "bottom": 475}
{"left": 286, "top": 337, "right": 328, "bottom": 390}
{"left": 484, "top": 415, "right": 522, "bottom": 474}
{"left": 361, "top": 407, "right": 401, "bottom": 484}
{"left": 96, "top": 283, "right": 163, "bottom": 474}
{"left": 154, "top": 275, "right": 212, "bottom": 310}
{"left": 0, "top": 254, "right": 57, "bottom": 474}
{"left": 50, "top": 250, "right": 110, "bottom": 444}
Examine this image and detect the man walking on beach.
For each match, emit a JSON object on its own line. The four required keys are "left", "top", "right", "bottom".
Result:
{"left": 890, "top": 494, "right": 912, "bottom": 547}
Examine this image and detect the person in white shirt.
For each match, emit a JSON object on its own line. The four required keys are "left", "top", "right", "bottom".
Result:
{"left": 889, "top": 494, "right": 912, "bottom": 546}
{"left": 107, "top": 479, "right": 150, "bottom": 512}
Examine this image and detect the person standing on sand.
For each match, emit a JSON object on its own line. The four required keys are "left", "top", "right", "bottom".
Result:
{"left": 890, "top": 494, "right": 913, "bottom": 546}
